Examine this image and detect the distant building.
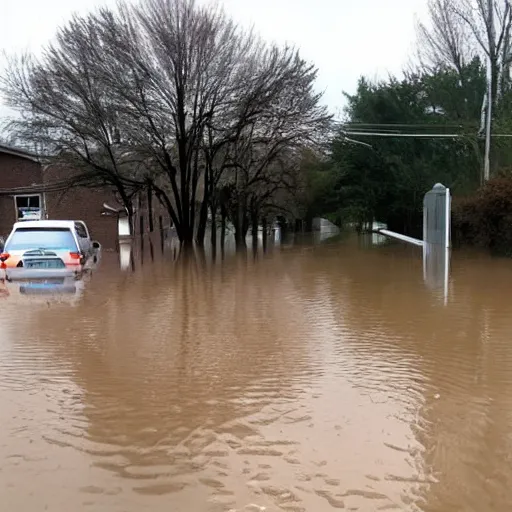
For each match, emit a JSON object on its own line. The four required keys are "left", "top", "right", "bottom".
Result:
{"left": 0, "top": 144, "right": 118, "bottom": 248}
{"left": 0, "top": 144, "right": 42, "bottom": 237}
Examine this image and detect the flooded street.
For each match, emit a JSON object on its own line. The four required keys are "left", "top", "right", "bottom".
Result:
{"left": 1, "top": 235, "right": 512, "bottom": 511}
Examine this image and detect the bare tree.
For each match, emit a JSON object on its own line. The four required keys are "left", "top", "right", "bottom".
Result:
{"left": 2, "top": 0, "right": 329, "bottom": 247}
{"left": 417, "top": 0, "right": 512, "bottom": 180}
{"left": 94, "top": 0, "right": 250, "bottom": 244}
{"left": 418, "top": 0, "right": 512, "bottom": 101}
{"left": 215, "top": 46, "right": 330, "bottom": 247}
{"left": 1, "top": 21, "right": 143, "bottom": 227}
{"left": 454, "top": 0, "right": 512, "bottom": 100}
{"left": 417, "top": 0, "right": 474, "bottom": 77}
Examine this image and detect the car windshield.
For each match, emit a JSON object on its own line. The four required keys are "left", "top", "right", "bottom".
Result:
{"left": 6, "top": 228, "right": 78, "bottom": 251}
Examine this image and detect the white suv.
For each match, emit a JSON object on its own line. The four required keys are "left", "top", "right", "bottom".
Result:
{"left": 1, "top": 220, "right": 100, "bottom": 279}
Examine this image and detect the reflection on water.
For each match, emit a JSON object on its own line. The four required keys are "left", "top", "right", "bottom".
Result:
{"left": 423, "top": 242, "right": 450, "bottom": 305}
{"left": 0, "top": 274, "right": 87, "bottom": 306}
{"left": 1, "top": 235, "right": 512, "bottom": 511}
{"left": 119, "top": 241, "right": 133, "bottom": 271}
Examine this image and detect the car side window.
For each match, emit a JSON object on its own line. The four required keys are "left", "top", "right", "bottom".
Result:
{"left": 75, "top": 223, "right": 88, "bottom": 238}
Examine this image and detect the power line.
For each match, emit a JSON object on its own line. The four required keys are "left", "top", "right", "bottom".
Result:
{"left": 343, "top": 131, "right": 462, "bottom": 138}
{"left": 343, "top": 122, "right": 470, "bottom": 128}
{"left": 0, "top": 177, "right": 105, "bottom": 196}
{"left": 342, "top": 131, "right": 512, "bottom": 139}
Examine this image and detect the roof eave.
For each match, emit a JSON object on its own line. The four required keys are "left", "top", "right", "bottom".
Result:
{"left": 0, "top": 145, "right": 41, "bottom": 163}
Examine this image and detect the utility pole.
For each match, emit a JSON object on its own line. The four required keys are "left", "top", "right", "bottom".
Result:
{"left": 484, "top": 0, "right": 495, "bottom": 182}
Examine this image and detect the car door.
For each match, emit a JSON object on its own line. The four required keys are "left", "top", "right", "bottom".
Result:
{"left": 74, "top": 222, "right": 92, "bottom": 258}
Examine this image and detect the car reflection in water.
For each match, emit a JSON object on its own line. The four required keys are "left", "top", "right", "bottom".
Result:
{"left": 0, "top": 273, "right": 88, "bottom": 307}
{"left": 0, "top": 278, "right": 9, "bottom": 299}
{"left": 19, "top": 277, "right": 81, "bottom": 296}
{"left": 0, "top": 251, "right": 99, "bottom": 306}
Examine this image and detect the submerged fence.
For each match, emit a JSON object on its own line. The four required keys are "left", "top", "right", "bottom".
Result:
{"left": 376, "top": 183, "right": 451, "bottom": 249}
{"left": 374, "top": 182, "right": 451, "bottom": 304}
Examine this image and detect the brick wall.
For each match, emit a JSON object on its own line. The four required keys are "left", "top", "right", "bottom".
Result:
{"left": 43, "top": 164, "right": 119, "bottom": 250}
{"left": 0, "top": 148, "right": 174, "bottom": 248}
{"left": 0, "top": 152, "right": 43, "bottom": 238}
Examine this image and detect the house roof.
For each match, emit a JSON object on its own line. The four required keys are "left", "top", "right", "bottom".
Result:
{"left": 0, "top": 144, "right": 40, "bottom": 163}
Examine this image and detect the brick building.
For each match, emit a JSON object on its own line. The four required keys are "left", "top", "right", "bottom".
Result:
{"left": 0, "top": 145, "right": 43, "bottom": 239}
{"left": 0, "top": 144, "right": 177, "bottom": 250}
{"left": 0, "top": 144, "right": 118, "bottom": 248}
{"left": 43, "top": 162, "right": 119, "bottom": 249}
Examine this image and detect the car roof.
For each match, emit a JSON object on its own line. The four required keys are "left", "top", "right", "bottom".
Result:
{"left": 12, "top": 220, "right": 77, "bottom": 230}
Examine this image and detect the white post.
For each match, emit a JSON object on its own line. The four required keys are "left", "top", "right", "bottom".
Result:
{"left": 484, "top": 71, "right": 493, "bottom": 181}
{"left": 423, "top": 241, "right": 427, "bottom": 282}
{"left": 445, "top": 188, "right": 451, "bottom": 249}
{"left": 423, "top": 197, "right": 427, "bottom": 244}
{"left": 444, "top": 187, "right": 450, "bottom": 305}
{"left": 444, "top": 244, "right": 450, "bottom": 306}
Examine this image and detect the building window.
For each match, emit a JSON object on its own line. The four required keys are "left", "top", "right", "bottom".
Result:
{"left": 14, "top": 194, "right": 42, "bottom": 221}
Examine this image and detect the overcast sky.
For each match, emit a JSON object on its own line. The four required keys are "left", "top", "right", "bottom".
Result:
{"left": 1, "top": 0, "right": 428, "bottom": 123}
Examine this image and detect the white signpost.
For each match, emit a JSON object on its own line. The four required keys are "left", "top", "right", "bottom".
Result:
{"left": 376, "top": 183, "right": 451, "bottom": 304}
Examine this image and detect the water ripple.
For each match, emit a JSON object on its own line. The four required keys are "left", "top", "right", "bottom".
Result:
{"left": 1, "top": 243, "right": 512, "bottom": 510}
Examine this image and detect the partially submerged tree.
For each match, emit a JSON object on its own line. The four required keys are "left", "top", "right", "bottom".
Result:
{"left": 2, "top": 21, "right": 143, "bottom": 228}
{"left": 1, "top": 0, "right": 330, "bottom": 246}
{"left": 216, "top": 47, "right": 330, "bottom": 245}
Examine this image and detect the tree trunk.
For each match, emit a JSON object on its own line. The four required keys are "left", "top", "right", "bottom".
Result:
{"left": 234, "top": 215, "right": 248, "bottom": 249}
{"left": 210, "top": 203, "right": 217, "bottom": 249}
{"left": 304, "top": 214, "right": 313, "bottom": 232}
{"left": 147, "top": 185, "right": 154, "bottom": 232}
{"left": 262, "top": 217, "right": 268, "bottom": 252}
{"left": 139, "top": 214, "right": 144, "bottom": 266}
{"left": 251, "top": 209, "right": 258, "bottom": 251}
{"left": 234, "top": 226, "right": 247, "bottom": 249}
{"left": 220, "top": 204, "right": 227, "bottom": 251}
{"left": 196, "top": 165, "right": 210, "bottom": 245}
{"left": 181, "top": 227, "right": 194, "bottom": 247}
{"left": 277, "top": 217, "right": 287, "bottom": 241}
{"left": 153, "top": 185, "right": 182, "bottom": 242}
{"left": 127, "top": 208, "right": 134, "bottom": 239}
{"left": 234, "top": 198, "right": 248, "bottom": 249}
{"left": 196, "top": 197, "right": 208, "bottom": 246}
{"left": 159, "top": 215, "right": 164, "bottom": 254}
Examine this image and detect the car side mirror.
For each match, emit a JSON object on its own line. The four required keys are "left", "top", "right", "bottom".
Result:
{"left": 92, "top": 241, "right": 101, "bottom": 250}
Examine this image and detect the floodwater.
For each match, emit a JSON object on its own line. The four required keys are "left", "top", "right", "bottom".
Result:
{"left": 1, "top": 234, "right": 512, "bottom": 512}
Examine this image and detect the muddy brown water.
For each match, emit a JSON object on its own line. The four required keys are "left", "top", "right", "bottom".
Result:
{"left": 1, "top": 235, "right": 512, "bottom": 511}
